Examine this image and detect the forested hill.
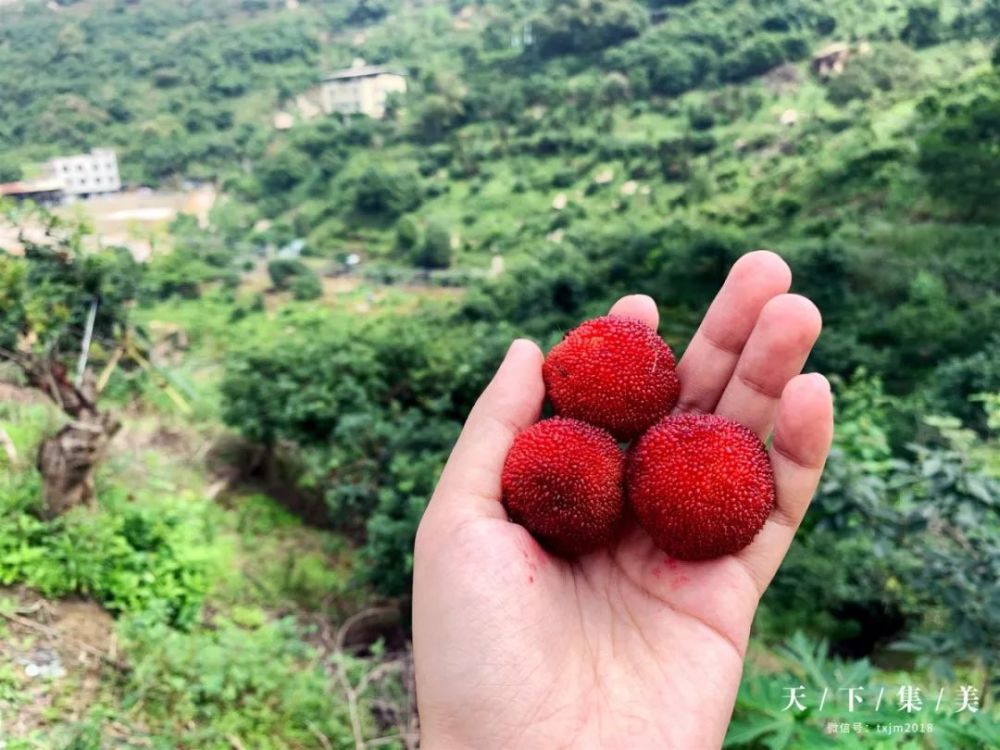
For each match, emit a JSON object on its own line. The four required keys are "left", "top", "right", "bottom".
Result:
{"left": 0, "top": 0, "right": 996, "bottom": 186}
{"left": 3, "top": 0, "right": 998, "bottom": 437}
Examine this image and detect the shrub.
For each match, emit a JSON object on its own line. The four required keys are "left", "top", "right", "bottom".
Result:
{"left": 395, "top": 215, "right": 420, "bottom": 255}
{"left": 608, "top": 38, "right": 716, "bottom": 97}
{"left": 901, "top": 3, "right": 943, "bottom": 48}
{"left": 0, "top": 477, "right": 214, "bottom": 628}
{"left": 120, "top": 615, "right": 361, "bottom": 746}
{"left": 531, "top": 0, "right": 648, "bottom": 58}
{"left": 721, "top": 35, "right": 786, "bottom": 82}
{"left": 266, "top": 258, "right": 309, "bottom": 290}
{"left": 917, "top": 85, "right": 1000, "bottom": 222}
{"left": 221, "top": 314, "right": 516, "bottom": 596}
{"left": 290, "top": 271, "right": 323, "bottom": 301}
{"left": 932, "top": 337, "right": 1000, "bottom": 430}
{"left": 413, "top": 220, "right": 452, "bottom": 269}
{"left": 688, "top": 106, "right": 716, "bottom": 131}
{"left": 353, "top": 165, "right": 422, "bottom": 218}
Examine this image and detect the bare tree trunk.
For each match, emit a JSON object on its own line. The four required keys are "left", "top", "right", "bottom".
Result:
{"left": 12, "top": 353, "right": 121, "bottom": 518}
{"left": 36, "top": 411, "right": 119, "bottom": 519}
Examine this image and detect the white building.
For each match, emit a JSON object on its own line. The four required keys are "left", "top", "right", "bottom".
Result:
{"left": 48, "top": 148, "right": 121, "bottom": 197}
{"left": 321, "top": 61, "right": 407, "bottom": 119}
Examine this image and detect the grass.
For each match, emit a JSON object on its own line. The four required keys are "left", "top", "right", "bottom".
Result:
{"left": 0, "top": 391, "right": 392, "bottom": 747}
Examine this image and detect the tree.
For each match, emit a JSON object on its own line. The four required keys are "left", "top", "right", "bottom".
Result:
{"left": 918, "top": 88, "right": 1000, "bottom": 222}
{"left": 291, "top": 270, "right": 323, "bottom": 300}
{"left": 221, "top": 312, "right": 515, "bottom": 595}
{"left": 256, "top": 147, "right": 312, "bottom": 195}
{"left": 353, "top": 165, "right": 422, "bottom": 218}
{"left": 347, "top": 0, "right": 389, "bottom": 26}
{"left": 532, "top": 0, "right": 648, "bottom": 58}
{"left": 413, "top": 220, "right": 452, "bottom": 269}
{"left": 889, "top": 419, "right": 1000, "bottom": 689}
{"left": 720, "top": 35, "right": 789, "bottom": 82}
{"left": 267, "top": 257, "right": 310, "bottom": 290}
{"left": 608, "top": 39, "right": 717, "bottom": 97}
{"left": 395, "top": 215, "right": 420, "bottom": 255}
{"left": 0, "top": 205, "right": 139, "bottom": 517}
{"left": 0, "top": 158, "right": 21, "bottom": 183}
{"left": 901, "top": 3, "right": 943, "bottom": 48}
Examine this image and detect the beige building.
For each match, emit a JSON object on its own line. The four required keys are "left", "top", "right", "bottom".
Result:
{"left": 321, "top": 61, "right": 407, "bottom": 119}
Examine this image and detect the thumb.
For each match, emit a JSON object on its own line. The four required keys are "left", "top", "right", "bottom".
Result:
{"left": 421, "top": 338, "right": 544, "bottom": 534}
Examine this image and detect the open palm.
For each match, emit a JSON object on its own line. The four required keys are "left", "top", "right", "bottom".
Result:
{"left": 413, "top": 252, "right": 834, "bottom": 750}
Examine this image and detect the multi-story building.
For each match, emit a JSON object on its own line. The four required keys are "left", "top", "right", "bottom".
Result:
{"left": 48, "top": 148, "right": 121, "bottom": 197}
{"left": 321, "top": 61, "right": 407, "bottom": 119}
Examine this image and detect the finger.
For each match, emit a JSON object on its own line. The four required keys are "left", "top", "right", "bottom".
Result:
{"left": 675, "top": 251, "right": 791, "bottom": 415}
{"left": 734, "top": 373, "right": 833, "bottom": 594}
{"left": 608, "top": 294, "right": 659, "bottom": 330}
{"left": 713, "top": 294, "right": 822, "bottom": 439}
{"left": 423, "top": 339, "right": 545, "bottom": 529}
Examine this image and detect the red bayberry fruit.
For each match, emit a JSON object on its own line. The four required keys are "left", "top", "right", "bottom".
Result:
{"left": 627, "top": 413, "right": 775, "bottom": 560}
{"left": 501, "top": 417, "right": 625, "bottom": 556}
{"left": 543, "top": 316, "right": 680, "bottom": 441}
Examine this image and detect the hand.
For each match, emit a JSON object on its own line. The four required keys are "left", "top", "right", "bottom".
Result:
{"left": 412, "top": 252, "right": 834, "bottom": 750}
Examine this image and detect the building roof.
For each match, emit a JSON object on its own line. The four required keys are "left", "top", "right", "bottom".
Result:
{"left": 323, "top": 64, "right": 406, "bottom": 81}
{"left": 0, "top": 179, "right": 65, "bottom": 196}
{"left": 813, "top": 42, "right": 850, "bottom": 60}
{"left": 49, "top": 148, "right": 117, "bottom": 163}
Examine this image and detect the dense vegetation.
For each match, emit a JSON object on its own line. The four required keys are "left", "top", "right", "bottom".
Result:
{"left": 1, "top": 0, "right": 999, "bottom": 747}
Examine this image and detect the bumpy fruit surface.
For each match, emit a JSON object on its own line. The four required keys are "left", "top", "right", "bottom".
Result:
{"left": 627, "top": 413, "right": 775, "bottom": 560}
{"left": 501, "top": 417, "right": 625, "bottom": 556}
{"left": 542, "top": 316, "right": 680, "bottom": 441}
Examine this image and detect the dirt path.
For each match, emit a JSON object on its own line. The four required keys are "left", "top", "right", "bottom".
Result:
{"left": 0, "top": 589, "right": 118, "bottom": 737}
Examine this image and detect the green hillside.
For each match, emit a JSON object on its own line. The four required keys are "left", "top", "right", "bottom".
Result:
{"left": 0, "top": 0, "right": 999, "bottom": 747}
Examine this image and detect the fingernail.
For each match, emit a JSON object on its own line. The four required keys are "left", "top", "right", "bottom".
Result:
{"left": 506, "top": 338, "right": 532, "bottom": 358}
{"left": 810, "top": 372, "right": 831, "bottom": 392}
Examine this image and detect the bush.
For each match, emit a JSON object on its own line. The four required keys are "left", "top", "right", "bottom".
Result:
{"left": 688, "top": 106, "right": 715, "bottom": 131}
{"left": 266, "top": 258, "right": 309, "bottom": 290}
{"left": 0, "top": 477, "right": 214, "bottom": 628}
{"left": 917, "top": 85, "right": 1000, "bottom": 222}
{"left": 825, "top": 65, "right": 879, "bottom": 104}
{"left": 721, "top": 35, "right": 788, "bottom": 82}
{"left": 221, "top": 314, "right": 516, "bottom": 595}
{"left": 901, "top": 3, "right": 943, "bottom": 48}
{"left": 257, "top": 148, "right": 312, "bottom": 192}
{"left": 932, "top": 337, "right": 1000, "bottom": 430}
{"left": 824, "top": 43, "right": 921, "bottom": 105}
{"left": 531, "top": 0, "right": 648, "bottom": 58}
{"left": 395, "top": 215, "right": 420, "bottom": 255}
{"left": 142, "top": 248, "right": 214, "bottom": 300}
{"left": 413, "top": 220, "right": 452, "bottom": 269}
{"left": 608, "top": 38, "right": 716, "bottom": 97}
{"left": 291, "top": 271, "right": 323, "bottom": 301}
{"left": 0, "top": 158, "right": 22, "bottom": 182}
{"left": 353, "top": 165, "right": 422, "bottom": 218}
{"left": 120, "top": 615, "right": 362, "bottom": 746}
{"left": 551, "top": 167, "right": 576, "bottom": 188}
